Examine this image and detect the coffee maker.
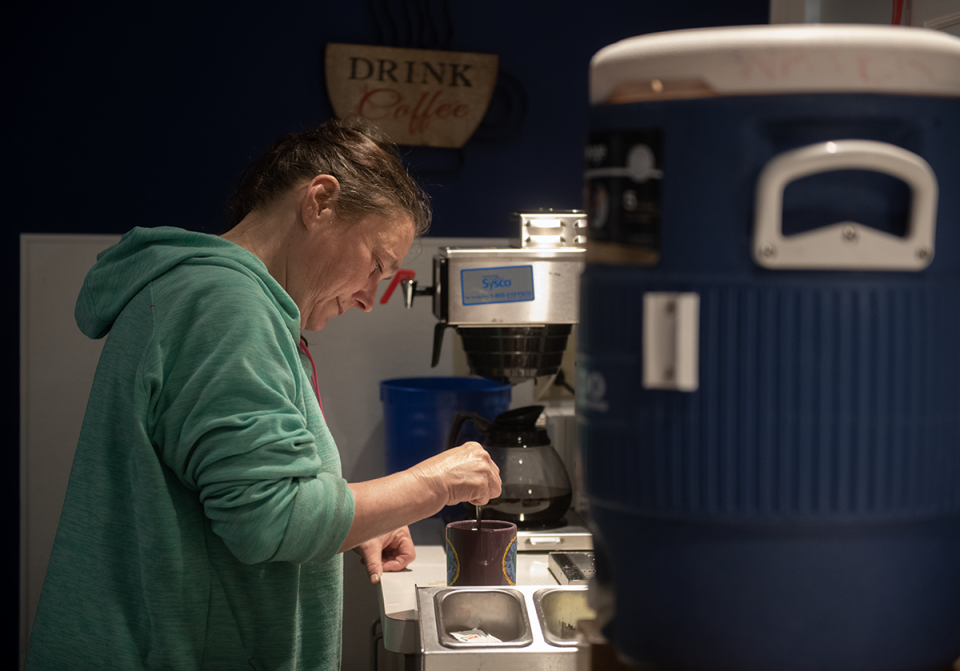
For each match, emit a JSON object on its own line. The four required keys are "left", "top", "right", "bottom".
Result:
{"left": 383, "top": 210, "right": 587, "bottom": 384}
{"left": 382, "top": 210, "right": 592, "bottom": 552}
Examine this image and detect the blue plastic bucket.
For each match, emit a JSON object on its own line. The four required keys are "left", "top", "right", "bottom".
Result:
{"left": 380, "top": 377, "right": 511, "bottom": 475}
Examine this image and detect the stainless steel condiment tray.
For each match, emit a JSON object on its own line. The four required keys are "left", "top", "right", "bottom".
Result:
{"left": 417, "top": 584, "right": 596, "bottom": 670}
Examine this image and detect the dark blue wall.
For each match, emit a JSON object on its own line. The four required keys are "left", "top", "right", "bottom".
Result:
{"left": 10, "top": 0, "right": 768, "bottom": 657}
{"left": 11, "top": 1, "right": 768, "bottom": 239}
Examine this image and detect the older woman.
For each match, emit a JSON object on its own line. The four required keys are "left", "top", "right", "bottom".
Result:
{"left": 26, "top": 119, "right": 501, "bottom": 671}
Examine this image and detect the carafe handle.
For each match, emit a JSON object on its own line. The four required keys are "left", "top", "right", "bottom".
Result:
{"left": 446, "top": 411, "right": 490, "bottom": 450}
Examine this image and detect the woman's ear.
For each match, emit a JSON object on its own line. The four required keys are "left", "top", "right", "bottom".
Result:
{"left": 301, "top": 174, "right": 341, "bottom": 229}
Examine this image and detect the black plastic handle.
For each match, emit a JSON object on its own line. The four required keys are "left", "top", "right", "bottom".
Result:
{"left": 446, "top": 411, "right": 490, "bottom": 451}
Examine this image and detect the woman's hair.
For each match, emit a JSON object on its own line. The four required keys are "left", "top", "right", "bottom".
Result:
{"left": 226, "top": 117, "right": 431, "bottom": 236}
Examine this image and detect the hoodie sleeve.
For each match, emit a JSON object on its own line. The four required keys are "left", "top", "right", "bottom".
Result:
{"left": 143, "top": 262, "right": 354, "bottom": 565}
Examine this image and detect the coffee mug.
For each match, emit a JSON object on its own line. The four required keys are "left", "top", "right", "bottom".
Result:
{"left": 446, "top": 520, "right": 517, "bottom": 586}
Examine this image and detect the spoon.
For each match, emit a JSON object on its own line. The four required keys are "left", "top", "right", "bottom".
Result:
{"left": 475, "top": 504, "right": 482, "bottom": 531}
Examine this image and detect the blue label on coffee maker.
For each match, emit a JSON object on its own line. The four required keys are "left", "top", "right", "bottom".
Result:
{"left": 461, "top": 265, "right": 535, "bottom": 306}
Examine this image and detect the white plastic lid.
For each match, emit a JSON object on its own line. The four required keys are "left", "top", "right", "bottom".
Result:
{"left": 590, "top": 24, "right": 960, "bottom": 103}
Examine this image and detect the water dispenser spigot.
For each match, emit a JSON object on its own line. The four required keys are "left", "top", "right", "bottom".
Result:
{"left": 379, "top": 269, "right": 434, "bottom": 308}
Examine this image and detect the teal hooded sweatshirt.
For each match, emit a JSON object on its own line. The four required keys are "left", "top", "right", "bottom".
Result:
{"left": 27, "top": 227, "right": 356, "bottom": 670}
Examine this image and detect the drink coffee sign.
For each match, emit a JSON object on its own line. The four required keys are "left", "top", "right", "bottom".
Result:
{"left": 325, "top": 43, "right": 499, "bottom": 148}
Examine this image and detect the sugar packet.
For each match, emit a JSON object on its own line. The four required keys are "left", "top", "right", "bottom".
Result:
{"left": 449, "top": 628, "right": 503, "bottom": 644}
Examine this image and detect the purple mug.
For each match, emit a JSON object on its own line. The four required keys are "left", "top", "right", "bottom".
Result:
{"left": 446, "top": 520, "right": 517, "bottom": 586}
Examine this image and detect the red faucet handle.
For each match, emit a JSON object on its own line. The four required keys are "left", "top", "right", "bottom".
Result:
{"left": 379, "top": 269, "right": 416, "bottom": 304}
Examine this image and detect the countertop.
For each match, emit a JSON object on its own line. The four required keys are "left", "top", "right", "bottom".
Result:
{"left": 377, "top": 544, "right": 561, "bottom": 654}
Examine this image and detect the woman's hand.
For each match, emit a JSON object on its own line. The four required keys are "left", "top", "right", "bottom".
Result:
{"left": 355, "top": 526, "right": 416, "bottom": 584}
{"left": 341, "top": 442, "right": 500, "bottom": 556}
{"left": 409, "top": 441, "right": 501, "bottom": 507}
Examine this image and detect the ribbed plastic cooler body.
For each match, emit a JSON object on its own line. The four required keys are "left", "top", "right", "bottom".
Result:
{"left": 580, "top": 26, "right": 960, "bottom": 671}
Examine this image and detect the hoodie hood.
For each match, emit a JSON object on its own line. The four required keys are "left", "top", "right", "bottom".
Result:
{"left": 76, "top": 226, "right": 300, "bottom": 339}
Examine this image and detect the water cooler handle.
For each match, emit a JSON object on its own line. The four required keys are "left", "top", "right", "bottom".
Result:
{"left": 752, "top": 139, "right": 938, "bottom": 271}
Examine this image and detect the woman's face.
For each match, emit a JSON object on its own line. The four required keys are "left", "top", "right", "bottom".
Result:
{"left": 297, "top": 210, "right": 415, "bottom": 332}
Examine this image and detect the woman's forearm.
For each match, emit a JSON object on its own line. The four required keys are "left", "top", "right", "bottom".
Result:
{"left": 339, "top": 470, "right": 444, "bottom": 552}
{"left": 337, "top": 441, "right": 500, "bottom": 552}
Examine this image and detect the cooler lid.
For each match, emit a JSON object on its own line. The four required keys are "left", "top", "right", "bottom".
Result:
{"left": 590, "top": 24, "right": 960, "bottom": 104}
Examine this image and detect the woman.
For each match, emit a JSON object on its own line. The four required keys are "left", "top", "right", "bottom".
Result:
{"left": 26, "top": 118, "right": 501, "bottom": 671}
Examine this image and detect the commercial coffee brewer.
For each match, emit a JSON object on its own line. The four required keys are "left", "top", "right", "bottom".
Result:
{"left": 382, "top": 210, "right": 592, "bottom": 551}
{"left": 383, "top": 209, "right": 588, "bottom": 384}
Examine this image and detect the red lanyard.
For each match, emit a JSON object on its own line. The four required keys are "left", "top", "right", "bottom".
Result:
{"left": 298, "top": 337, "right": 324, "bottom": 418}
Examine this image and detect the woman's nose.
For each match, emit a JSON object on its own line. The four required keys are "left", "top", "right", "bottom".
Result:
{"left": 352, "top": 279, "right": 377, "bottom": 312}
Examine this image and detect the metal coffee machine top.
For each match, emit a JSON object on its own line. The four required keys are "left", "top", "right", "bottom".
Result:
{"left": 384, "top": 210, "right": 587, "bottom": 384}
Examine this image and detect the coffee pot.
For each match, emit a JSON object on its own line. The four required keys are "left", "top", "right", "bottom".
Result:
{"left": 447, "top": 405, "right": 572, "bottom": 528}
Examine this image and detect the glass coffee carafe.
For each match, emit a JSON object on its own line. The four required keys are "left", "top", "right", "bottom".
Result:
{"left": 447, "top": 405, "right": 572, "bottom": 528}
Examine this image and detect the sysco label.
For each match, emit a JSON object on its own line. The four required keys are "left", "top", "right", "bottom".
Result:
{"left": 461, "top": 265, "right": 535, "bottom": 305}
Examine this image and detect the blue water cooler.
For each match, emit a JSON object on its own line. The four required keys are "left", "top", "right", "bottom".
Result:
{"left": 579, "top": 25, "right": 960, "bottom": 670}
